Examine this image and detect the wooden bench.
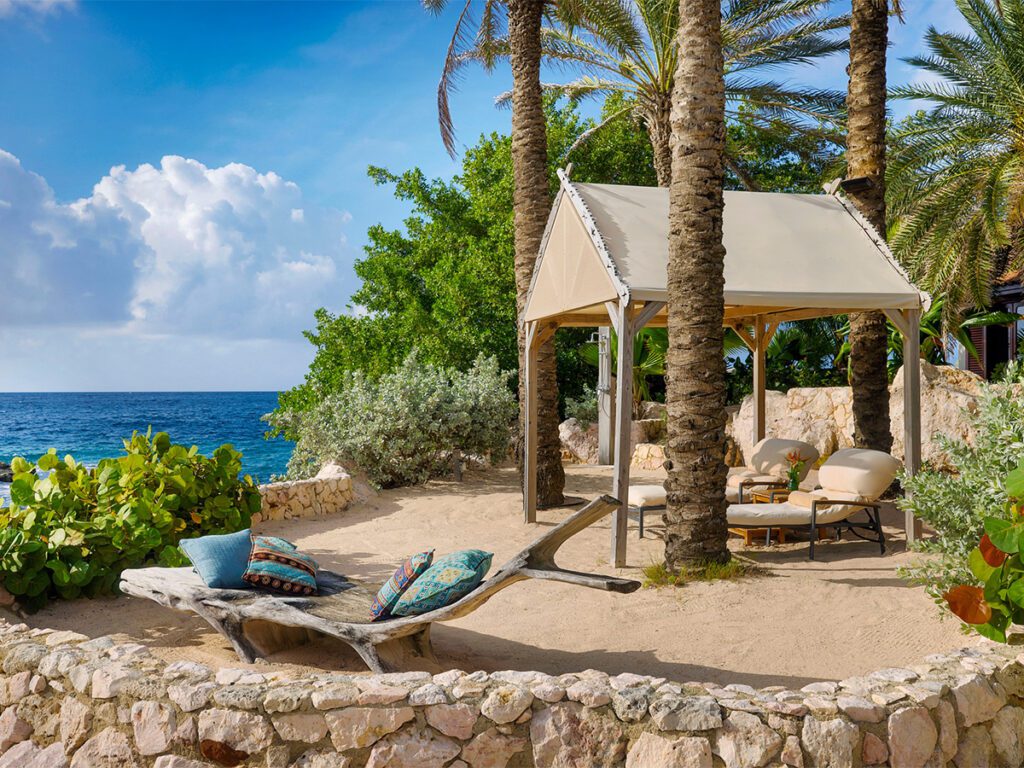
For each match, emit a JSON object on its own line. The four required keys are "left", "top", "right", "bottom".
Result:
{"left": 120, "top": 495, "right": 639, "bottom": 672}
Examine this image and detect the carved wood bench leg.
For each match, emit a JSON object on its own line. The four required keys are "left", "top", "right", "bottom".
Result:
{"left": 192, "top": 607, "right": 262, "bottom": 664}
{"left": 371, "top": 627, "right": 438, "bottom": 673}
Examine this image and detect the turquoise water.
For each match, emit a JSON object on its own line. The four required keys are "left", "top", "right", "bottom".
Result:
{"left": 0, "top": 392, "right": 294, "bottom": 499}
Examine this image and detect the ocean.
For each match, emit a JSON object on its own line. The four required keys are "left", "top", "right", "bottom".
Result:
{"left": 0, "top": 392, "right": 294, "bottom": 501}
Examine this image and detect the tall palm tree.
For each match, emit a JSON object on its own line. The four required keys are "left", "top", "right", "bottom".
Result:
{"left": 427, "top": 0, "right": 565, "bottom": 506}
{"left": 845, "top": 0, "right": 892, "bottom": 453}
{"left": 475, "top": 0, "right": 848, "bottom": 186}
{"left": 888, "top": 0, "right": 1024, "bottom": 319}
{"left": 664, "top": 0, "right": 731, "bottom": 568}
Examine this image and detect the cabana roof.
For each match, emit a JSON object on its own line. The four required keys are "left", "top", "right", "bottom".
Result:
{"left": 524, "top": 174, "right": 928, "bottom": 327}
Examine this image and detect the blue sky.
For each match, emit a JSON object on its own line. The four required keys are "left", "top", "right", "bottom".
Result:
{"left": 0, "top": 0, "right": 967, "bottom": 391}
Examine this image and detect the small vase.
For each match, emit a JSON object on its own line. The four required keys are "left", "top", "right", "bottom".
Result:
{"left": 788, "top": 476, "right": 799, "bottom": 491}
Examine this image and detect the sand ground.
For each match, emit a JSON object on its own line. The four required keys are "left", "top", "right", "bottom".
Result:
{"left": 27, "top": 465, "right": 978, "bottom": 688}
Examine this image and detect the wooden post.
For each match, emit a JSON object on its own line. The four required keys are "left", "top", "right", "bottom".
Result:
{"left": 598, "top": 326, "right": 614, "bottom": 465}
{"left": 753, "top": 319, "right": 766, "bottom": 444}
{"left": 902, "top": 307, "right": 922, "bottom": 543}
{"left": 611, "top": 302, "right": 634, "bottom": 567}
{"left": 523, "top": 321, "right": 539, "bottom": 523}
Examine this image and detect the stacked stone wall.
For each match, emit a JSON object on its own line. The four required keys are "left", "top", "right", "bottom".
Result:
{"left": 256, "top": 465, "right": 353, "bottom": 524}
{"left": 0, "top": 620, "right": 1021, "bottom": 767}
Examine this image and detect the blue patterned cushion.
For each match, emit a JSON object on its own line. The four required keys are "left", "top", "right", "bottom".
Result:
{"left": 179, "top": 529, "right": 252, "bottom": 589}
{"left": 243, "top": 536, "right": 318, "bottom": 595}
{"left": 391, "top": 549, "right": 492, "bottom": 617}
{"left": 370, "top": 551, "right": 434, "bottom": 621}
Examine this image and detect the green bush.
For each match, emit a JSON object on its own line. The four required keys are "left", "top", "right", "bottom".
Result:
{"left": 564, "top": 383, "right": 599, "bottom": 425}
{"left": 274, "top": 352, "right": 517, "bottom": 488}
{"left": 0, "top": 431, "right": 261, "bottom": 611}
{"left": 899, "top": 375, "right": 1024, "bottom": 602}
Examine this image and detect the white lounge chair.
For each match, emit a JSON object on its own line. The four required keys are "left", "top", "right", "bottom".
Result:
{"left": 727, "top": 448, "right": 901, "bottom": 559}
{"left": 627, "top": 438, "right": 819, "bottom": 538}
{"left": 726, "top": 438, "right": 819, "bottom": 503}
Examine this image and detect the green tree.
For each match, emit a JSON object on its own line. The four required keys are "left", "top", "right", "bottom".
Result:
{"left": 887, "top": 0, "right": 1024, "bottom": 320}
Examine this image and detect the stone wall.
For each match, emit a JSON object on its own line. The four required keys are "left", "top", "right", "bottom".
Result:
{"left": 256, "top": 464, "right": 353, "bottom": 524}
{"left": 1, "top": 619, "right": 1023, "bottom": 768}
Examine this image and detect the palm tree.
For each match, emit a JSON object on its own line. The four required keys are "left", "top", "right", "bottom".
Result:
{"left": 475, "top": 0, "right": 848, "bottom": 186}
{"left": 845, "top": 0, "right": 892, "bottom": 453}
{"left": 427, "top": 0, "right": 565, "bottom": 506}
{"left": 888, "top": 0, "right": 1024, "bottom": 320}
{"left": 664, "top": 0, "right": 731, "bottom": 568}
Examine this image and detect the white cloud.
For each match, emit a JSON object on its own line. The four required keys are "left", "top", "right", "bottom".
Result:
{"left": 0, "top": 0, "right": 74, "bottom": 18}
{"left": 0, "top": 151, "right": 354, "bottom": 342}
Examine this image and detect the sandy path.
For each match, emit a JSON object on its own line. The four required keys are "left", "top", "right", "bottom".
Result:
{"left": 28, "top": 465, "right": 978, "bottom": 688}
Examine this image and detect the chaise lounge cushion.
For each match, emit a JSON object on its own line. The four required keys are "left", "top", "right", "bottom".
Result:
{"left": 370, "top": 550, "right": 434, "bottom": 621}
{"left": 817, "top": 448, "right": 902, "bottom": 500}
{"left": 728, "top": 500, "right": 859, "bottom": 527}
{"left": 747, "top": 438, "right": 819, "bottom": 479}
{"left": 628, "top": 484, "right": 666, "bottom": 509}
{"left": 179, "top": 529, "right": 253, "bottom": 589}
{"left": 243, "top": 536, "right": 319, "bottom": 596}
{"left": 392, "top": 549, "right": 493, "bottom": 616}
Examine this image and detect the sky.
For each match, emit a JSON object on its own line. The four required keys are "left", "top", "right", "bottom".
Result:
{"left": 0, "top": 0, "right": 969, "bottom": 392}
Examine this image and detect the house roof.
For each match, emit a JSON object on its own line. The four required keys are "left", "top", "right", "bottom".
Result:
{"left": 523, "top": 173, "right": 929, "bottom": 327}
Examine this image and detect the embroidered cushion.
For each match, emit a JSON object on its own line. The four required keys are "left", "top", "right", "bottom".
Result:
{"left": 243, "top": 536, "right": 318, "bottom": 595}
{"left": 391, "top": 549, "right": 493, "bottom": 617}
{"left": 370, "top": 550, "right": 434, "bottom": 621}
{"left": 179, "top": 529, "right": 252, "bottom": 589}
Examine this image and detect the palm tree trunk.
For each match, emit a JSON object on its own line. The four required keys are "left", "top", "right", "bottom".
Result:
{"left": 664, "top": 0, "right": 730, "bottom": 568}
{"left": 846, "top": 0, "right": 892, "bottom": 452}
{"left": 510, "top": 0, "right": 565, "bottom": 506}
{"left": 645, "top": 93, "right": 674, "bottom": 187}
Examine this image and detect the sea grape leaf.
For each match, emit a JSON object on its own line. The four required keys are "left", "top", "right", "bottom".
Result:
{"left": 1008, "top": 460, "right": 1024, "bottom": 501}
{"left": 985, "top": 517, "right": 1024, "bottom": 554}
{"left": 980, "top": 534, "right": 1008, "bottom": 567}
{"left": 970, "top": 548, "right": 997, "bottom": 582}
{"left": 944, "top": 585, "right": 993, "bottom": 625}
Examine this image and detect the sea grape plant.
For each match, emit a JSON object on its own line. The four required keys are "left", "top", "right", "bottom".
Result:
{"left": 943, "top": 459, "right": 1024, "bottom": 642}
{"left": 0, "top": 431, "right": 261, "bottom": 610}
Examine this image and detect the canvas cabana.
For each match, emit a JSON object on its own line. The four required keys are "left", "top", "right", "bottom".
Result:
{"left": 522, "top": 170, "right": 930, "bottom": 567}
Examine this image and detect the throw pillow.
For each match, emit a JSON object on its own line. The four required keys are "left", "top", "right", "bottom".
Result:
{"left": 179, "top": 529, "right": 253, "bottom": 589}
{"left": 243, "top": 536, "right": 319, "bottom": 595}
{"left": 391, "top": 549, "right": 493, "bottom": 617}
{"left": 370, "top": 550, "right": 434, "bottom": 621}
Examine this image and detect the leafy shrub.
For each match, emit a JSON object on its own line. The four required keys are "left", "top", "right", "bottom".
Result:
{"left": 274, "top": 353, "right": 517, "bottom": 488}
{"left": 564, "top": 383, "right": 599, "bottom": 425}
{"left": 900, "top": 375, "right": 1024, "bottom": 602}
{"left": 0, "top": 431, "right": 261, "bottom": 610}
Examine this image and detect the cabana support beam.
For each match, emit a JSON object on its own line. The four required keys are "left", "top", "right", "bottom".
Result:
{"left": 598, "top": 326, "right": 614, "bottom": 465}
{"left": 611, "top": 301, "right": 635, "bottom": 567}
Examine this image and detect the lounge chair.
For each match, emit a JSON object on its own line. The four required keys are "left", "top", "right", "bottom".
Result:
{"left": 727, "top": 448, "right": 901, "bottom": 559}
{"left": 626, "top": 437, "right": 819, "bottom": 538}
{"left": 119, "top": 496, "right": 639, "bottom": 673}
{"left": 726, "top": 438, "right": 819, "bottom": 503}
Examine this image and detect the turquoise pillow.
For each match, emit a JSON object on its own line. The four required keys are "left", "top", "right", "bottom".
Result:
{"left": 370, "top": 551, "right": 434, "bottom": 621}
{"left": 243, "top": 536, "right": 319, "bottom": 596}
{"left": 391, "top": 549, "right": 492, "bottom": 617}
{"left": 180, "top": 529, "right": 252, "bottom": 589}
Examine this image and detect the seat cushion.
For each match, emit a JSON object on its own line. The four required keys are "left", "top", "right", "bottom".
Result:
{"left": 728, "top": 502, "right": 857, "bottom": 527}
{"left": 243, "top": 536, "right": 319, "bottom": 596}
{"left": 628, "top": 484, "right": 666, "bottom": 508}
{"left": 726, "top": 471, "right": 780, "bottom": 489}
{"left": 370, "top": 550, "right": 434, "bottom": 621}
{"left": 392, "top": 549, "right": 493, "bottom": 617}
{"left": 179, "top": 529, "right": 253, "bottom": 589}
{"left": 748, "top": 438, "right": 819, "bottom": 480}
{"left": 818, "top": 448, "right": 901, "bottom": 499}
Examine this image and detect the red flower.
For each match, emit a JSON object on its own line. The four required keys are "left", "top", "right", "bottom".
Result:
{"left": 943, "top": 585, "right": 993, "bottom": 625}
{"left": 980, "top": 534, "right": 1008, "bottom": 567}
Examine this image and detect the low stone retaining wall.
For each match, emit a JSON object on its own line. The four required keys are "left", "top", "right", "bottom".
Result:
{"left": 256, "top": 464, "right": 353, "bottom": 524}
{"left": 0, "top": 620, "right": 1022, "bottom": 768}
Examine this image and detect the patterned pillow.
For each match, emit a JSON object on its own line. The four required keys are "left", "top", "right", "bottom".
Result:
{"left": 391, "top": 549, "right": 493, "bottom": 617}
{"left": 243, "top": 536, "right": 318, "bottom": 596}
{"left": 370, "top": 551, "right": 434, "bottom": 621}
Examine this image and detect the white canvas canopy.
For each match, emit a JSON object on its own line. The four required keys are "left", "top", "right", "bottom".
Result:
{"left": 522, "top": 170, "right": 929, "bottom": 566}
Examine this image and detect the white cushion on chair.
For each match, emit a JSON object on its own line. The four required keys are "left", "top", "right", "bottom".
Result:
{"left": 748, "top": 438, "right": 819, "bottom": 480}
{"left": 728, "top": 501, "right": 858, "bottom": 527}
{"left": 817, "top": 448, "right": 901, "bottom": 500}
{"left": 628, "top": 484, "right": 666, "bottom": 508}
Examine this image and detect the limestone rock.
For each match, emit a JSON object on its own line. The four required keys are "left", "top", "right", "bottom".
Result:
{"left": 197, "top": 708, "right": 274, "bottom": 754}
{"left": 952, "top": 674, "right": 1005, "bottom": 727}
{"left": 289, "top": 749, "right": 350, "bottom": 768}
{"left": 861, "top": 732, "right": 888, "bottom": 766}
{"left": 168, "top": 681, "right": 218, "bottom": 712}
{"left": 887, "top": 706, "right": 937, "bottom": 768}
{"left": 954, "top": 725, "right": 994, "bottom": 768}
{"left": 650, "top": 696, "right": 723, "bottom": 731}
{"left": 61, "top": 697, "right": 93, "bottom": 751}
{"left": 0, "top": 741, "right": 40, "bottom": 768}
{"left": 714, "top": 711, "right": 782, "bottom": 768}
{"left": 800, "top": 715, "right": 859, "bottom": 768}
{"left": 480, "top": 685, "right": 533, "bottom": 724}
{"left": 530, "top": 702, "right": 626, "bottom": 768}
{"left": 781, "top": 735, "right": 804, "bottom": 768}
{"left": 626, "top": 732, "right": 712, "bottom": 768}
{"left": 324, "top": 707, "right": 414, "bottom": 751}
{"left": 936, "top": 699, "right": 958, "bottom": 761}
{"left": 70, "top": 727, "right": 139, "bottom": 768}
{"left": 991, "top": 705, "right": 1024, "bottom": 768}
{"left": 612, "top": 687, "right": 651, "bottom": 722}
{"left": 153, "top": 758, "right": 218, "bottom": 768}
{"left": 460, "top": 727, "right": 528, "bottom": 768}
{"left": 566, "top": 679, "right": 611, "bottom": 708}
{"left": 311, "top": 684, "right": 359, "bottom": 710}
{"left": 836, "top": 695, "right": 883, "bottom": 723}
{"left": 131, "top": 700, "right": 176, "bottom": 755}
{"left": 365, "top": 726, "right": 461, "bottom": 768}
{"left": 425, "top": 703, "right": 479, "bottom": 740}
{"left": 0, "top": 705, "right": 32, "bottom": 753}
{"left": 272, "top": 713, "right": 329, "bottom": 743}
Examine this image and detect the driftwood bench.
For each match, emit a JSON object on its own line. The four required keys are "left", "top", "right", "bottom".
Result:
{"left": 120, "top": 495, "right": 639, "bottom": 672}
